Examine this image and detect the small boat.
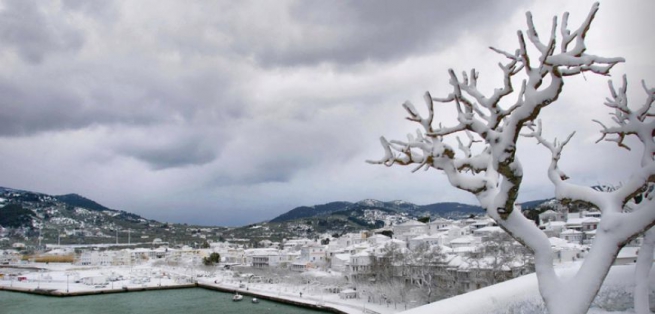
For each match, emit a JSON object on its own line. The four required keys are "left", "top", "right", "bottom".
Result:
{"left": 251, "top": 298, "right": 259, "bottom": 303}
{"left": 232, "top": 293, "right": 243, "bottom": 301}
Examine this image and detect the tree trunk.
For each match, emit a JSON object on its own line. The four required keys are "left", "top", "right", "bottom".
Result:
{"left": 635, "top": 228, "right": 655, "bottom": 314}
{"left": 544, "top": 232, "right": 621, "bottom": 314}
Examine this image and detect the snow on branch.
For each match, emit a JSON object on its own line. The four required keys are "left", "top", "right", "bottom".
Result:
{"left": 370, "top": 2, "right": 623, "bottom": 216}
{"left": 524, "top": 120, "right": 574, "bottom": 181}
{"left": 592, "top": 76, "right": 655, "bottom": 207}
{"left": 368, "top": 4, "right": 646, "bottom": 312}
{"left": 527, "top": 76, "right": 655, "bottom": 215}
{"left": 594, "top": 76, "right": 655, "bottom": 165}
{"left": 547, "top": 2, "right": 624, "bottom": 76}
{"left": 366, "top": 93, "right": 489, "bottom": 194}
{"left": 522, "top": 120, "right": 609, "bottom": 208}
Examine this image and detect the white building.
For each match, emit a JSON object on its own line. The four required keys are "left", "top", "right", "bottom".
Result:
{"left": 366, "top": 234, "right": 391, "bottom": 246}
{"left": 560, "top": 229, "right": 584, "bottom": 244}
{"left": 472, "top": 226, "right": 504, "bottom": 238}
{"left": 78, "top": 250, "right": 113, "bottom": 266}
{"left": 393, "top": 220, "right": 428, "bottom": 242}
{"left": 224, "top": 248, "right": 246, "bottom": 264}
{"left": 469, "top": 218, "right": 495, "bottom": 230}
{"left": 249, "top": 249, "right": 281, "bottom": 268}
{"left": 335, "top": 232, "right": 367, "bottom": 248}
{"left": 539, "top": 209, "right": 566, "bottom": 223}
{"left": 448, "top": 236, "right": 479, "bottom": 249}
{"left": 330, "top": 253, "right": 350, "bottom": 273}
{"left": 581, "top": 217, "right": 600, "bottom": 232}
{"left": 549, "top": 237, "right": 583, "bottom": 264}
{"left": 349, "top": 250, "right": 374, "bottom": 279}
{"left": 428, "top": 218, "right": 453, "bottom": 234}
{"left": 409, "top": 234, "right": 446, "bottom": 250}
{"left": 540, "top": 221, "right": 567, "bottom": 237}
{"left": 283, "top": 238, "right": 315, "bottom": 250}
{"left": 300, "top": 244, "right": 327, "bottom": 266}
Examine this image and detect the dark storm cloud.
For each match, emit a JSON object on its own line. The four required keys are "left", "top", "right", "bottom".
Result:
{"left": 0, "top": 56, "right": 242, "bottom": 138}
{"left": 0, "top": 78, "right": 92, "bottom": 136}
{"left": 0, "top": 75, "right": 163, "bottom": 137}
{"left": 115, "top": 130, "right": 221, "bottom": 170}
{"left": 0, "top": 0, "right": 84, "bottom": 63}
{"left": 232, "top": 0, "right": 514, "bottom": 67}
{"left": 209, "top": 107, "right": 362, "bottom": 186}
{"left": 61, "top": 0, "right": 117, "bottom": 19}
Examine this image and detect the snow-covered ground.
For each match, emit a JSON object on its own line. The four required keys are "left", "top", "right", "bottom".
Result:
{"left": 0, "top": 263, "right": 193, "bottom": 293}
{"left": 0, "top": 260, "right": 650, "bottom": 314}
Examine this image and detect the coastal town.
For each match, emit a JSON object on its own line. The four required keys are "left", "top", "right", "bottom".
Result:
{"left": 1, "top": 202, "right": 644, "bottom": 313}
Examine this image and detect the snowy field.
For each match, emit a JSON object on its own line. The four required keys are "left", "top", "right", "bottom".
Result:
{"left": 1, "top": 260, "right": 651, "bottom": 314}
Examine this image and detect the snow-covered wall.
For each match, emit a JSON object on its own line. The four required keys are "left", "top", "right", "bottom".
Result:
{"left": 400, "top": 263, "right": 654, "bottom": 314}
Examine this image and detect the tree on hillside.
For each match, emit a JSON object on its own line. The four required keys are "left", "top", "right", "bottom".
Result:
{"left": 368, "top": 3, "right": 652, "bottom": 313}
{"left": 0, "top": 204, "right": 35, "bottom": 228}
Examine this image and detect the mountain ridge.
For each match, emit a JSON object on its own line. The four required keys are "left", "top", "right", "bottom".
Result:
{"left": 270, "top": 199, "right": 489, "bottom": 223}
{"left": 0, "top": 185, "right": 554, "bottom": 231}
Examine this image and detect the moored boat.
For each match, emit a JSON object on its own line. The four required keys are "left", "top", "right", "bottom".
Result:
{"left": 232, "top": 293, "right": 243, "bottom": 301}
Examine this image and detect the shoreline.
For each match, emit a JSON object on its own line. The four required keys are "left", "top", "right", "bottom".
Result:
{"left": 0, "top": 282, "right": 349, "bottom": 314}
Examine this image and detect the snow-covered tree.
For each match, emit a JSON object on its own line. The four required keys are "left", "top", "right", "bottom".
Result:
{"left": 371, "top": 241, "right": 404, "bottom": 284}
{"left": 367, "top": 3, "right": 652, "bottom": 313}
{"left": 466, "top": 232, "right": 533, "bottom": 288}
{"left": 526, "top": 74, "right": 655, "bottom": 313}
{"left": 635, "top": 228, "right": 655, "bottom": 314}
{"left": 372, "top": 242, "right": 413, "bottom": 305}
{"left": 405, "top": 242, "right": 448, "bottom": 304}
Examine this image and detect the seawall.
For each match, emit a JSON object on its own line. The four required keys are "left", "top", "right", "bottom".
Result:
{"left": 198, "top": 282, "right": 347, "bottom": 314}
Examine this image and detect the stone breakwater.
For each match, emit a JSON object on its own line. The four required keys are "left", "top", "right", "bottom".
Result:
{"left": 0, "top": 283, "right": 196, "bottom": 297}
{"left": 198, "top": 283, "right": 347, "bottom": 314}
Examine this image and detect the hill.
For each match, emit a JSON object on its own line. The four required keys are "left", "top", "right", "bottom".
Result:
{"left": 269, "top": 199, "right": 485, "bottom": 223}
{"left": 0, "top": 186, "right": 228, "bottom": 249}
{"left": 270, "top": 201, "right": 352, "bottom": 223}
{"left": 0, "top": 185, "right": 560, "bottom": 247}
{"left": 55, "top": 193, "right": 113, "bottom": 212}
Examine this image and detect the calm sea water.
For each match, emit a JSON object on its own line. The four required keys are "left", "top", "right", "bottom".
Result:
{"left": 0, "top": 289, "right": 328, "bottom": 314}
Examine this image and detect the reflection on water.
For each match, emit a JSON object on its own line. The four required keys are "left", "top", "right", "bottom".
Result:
{"left": 0, "top": 288, "right": 327, "bottom": 314}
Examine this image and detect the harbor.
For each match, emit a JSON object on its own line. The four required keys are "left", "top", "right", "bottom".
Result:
{"left": 0, "top": 288, "right": 328, "bottom": 314}
{"left": 0, "top": 263, "right": 391, "bottom": 314}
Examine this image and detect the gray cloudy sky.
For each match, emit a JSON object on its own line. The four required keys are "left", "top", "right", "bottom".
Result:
{"left": 0, "top": 0, "right": 653, "bottom": 226}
